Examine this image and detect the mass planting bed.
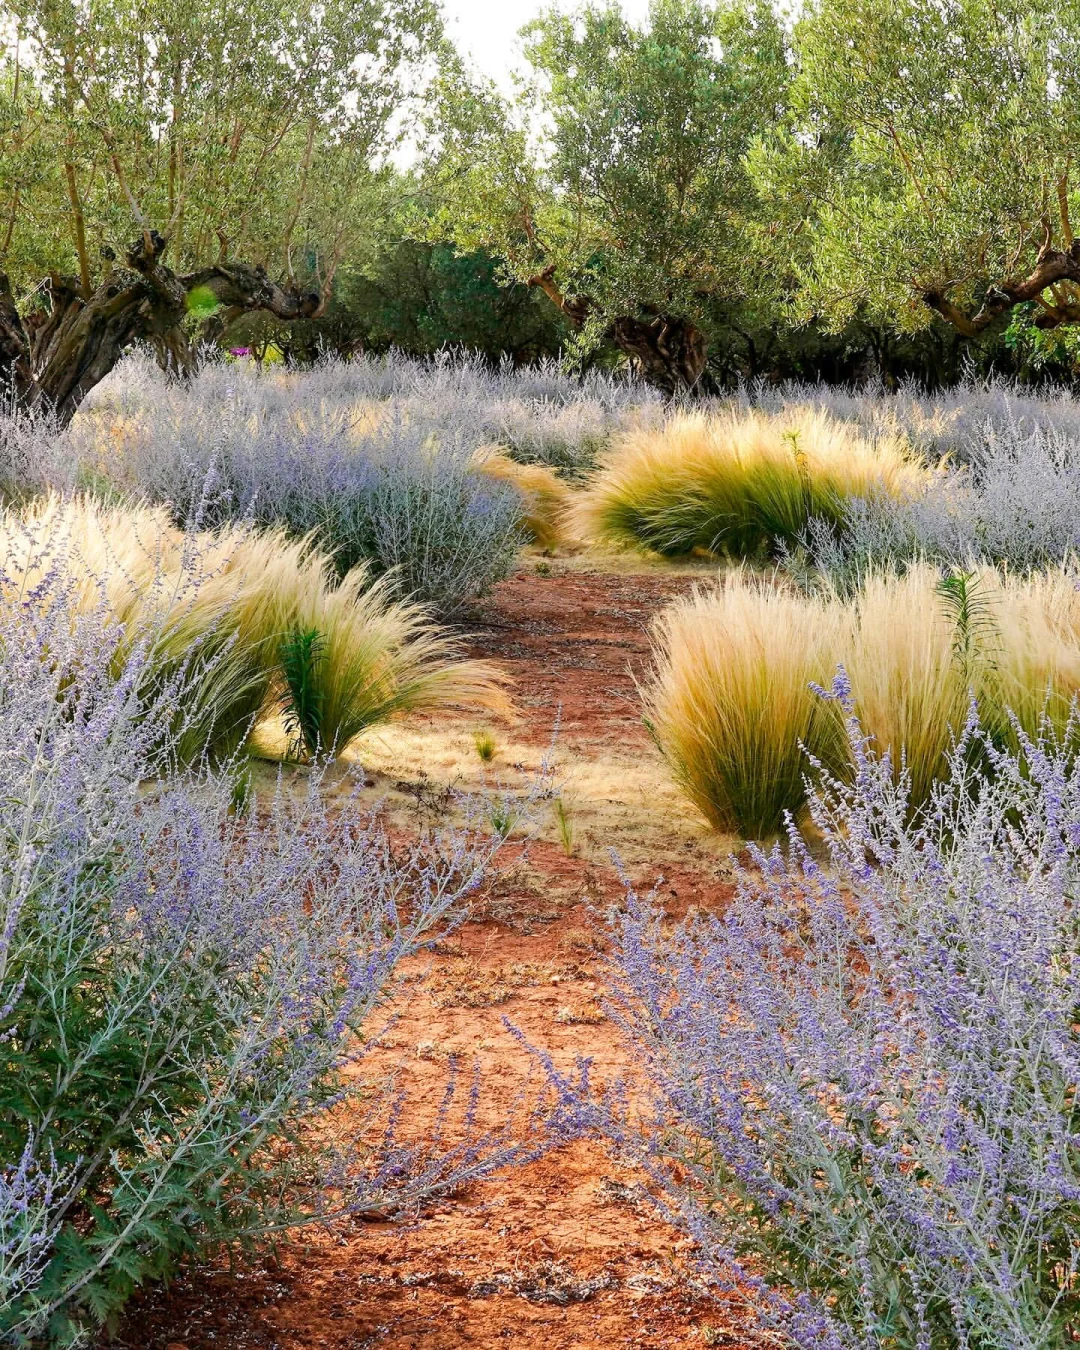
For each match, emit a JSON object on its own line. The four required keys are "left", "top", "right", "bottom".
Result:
{"left": 4, "top": 357, "right": 1080, "bottom": 1348}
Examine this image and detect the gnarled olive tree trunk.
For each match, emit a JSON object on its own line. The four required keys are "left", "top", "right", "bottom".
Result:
{"left": 609, "top": 312, "right": 707, "bottom": 394}
{"left": 922, "top": 239, "right": 1080, "bottom": 336}
{"left": 528, "top": 264, "right": 707, "bottom": 395}
{"left": 0, "top": 232, "right": 323, "bottom": 426}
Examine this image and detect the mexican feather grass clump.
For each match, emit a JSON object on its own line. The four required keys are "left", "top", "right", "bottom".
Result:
{"left": 0, "top": 495, "right": 507, "bottom": 764}
{"left": 574, "top": 408, "right": 927, "bottom": 558}
{"left": 644, "top": 565, "right": 1080, "bottom": 836}
{"left": 642, "top": 578, "right": 849, "bottom": 838}
{"left": 472, "top": 448, "right": 573, "bottom": 551}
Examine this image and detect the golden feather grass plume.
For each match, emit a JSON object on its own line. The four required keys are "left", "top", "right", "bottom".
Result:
{"left": 472, "top": 446, "right": 575, "bottom": 551}
{"left": 645, "top": 563, "right": 1080, "bottom": 837}
{"left": 574, "top": 407, "right": 927, "bottom": 557}
{"left": 840, "top": 565, "right": 974, "bottom": 809}
{"left": 0, "top": 493, "right": 510, "bottom": 763}
{"left": 643, "top": 571, "right": 848, "bottom": 836}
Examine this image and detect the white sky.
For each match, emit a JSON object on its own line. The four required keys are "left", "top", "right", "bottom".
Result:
{"left": 440, "top": 0, "right": 653, "bottom": 87}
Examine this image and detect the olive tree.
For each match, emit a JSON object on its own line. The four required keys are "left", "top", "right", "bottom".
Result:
{"left": 0, "top": 0, "right": 441, "bottom": 421}
{"left": 424, "top": 0, "right": 788, "bottom": 393}
{"left": 757, "top": 0, "right": 1080, "bottom": 343}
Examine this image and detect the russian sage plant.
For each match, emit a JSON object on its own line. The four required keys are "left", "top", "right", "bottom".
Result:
{"left": 76, "top": 366, "right": 527, "bottom": 611}
{"left": 51, "top": 350, "right": 662, "bottom": 610}
{"left": 801, "top": 422, "right": 1080, "bottom": 586}
{"left": 0, "top": 395, "right": 76, "bottom": 503}
{"left": 597, "top": 678, "right": 1080, "bottom": 1348}
{"left": 0, "top": 583, "right": 526, "bottom": 1346}
{"left": 747, "top": 373, "right": 1080, "bottom": 464}
{"left": 359, "top": 419, "right": 522, "bottom": 610}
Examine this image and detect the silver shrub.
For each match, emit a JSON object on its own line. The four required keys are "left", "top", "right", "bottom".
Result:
{"left": 746, "top": 374, "right": 1080, "bottom": 464}
{"left": 0, "top": 395, "right": 76, "bottom": 501}
{"left": 0, "top": 575, "right": 537, "bottom": 1344}
{"left": 54, "top": 351, "right": 663, "bottom": 609}
{"left": 803, "top": 422, "right": 1080, "bottom": 584}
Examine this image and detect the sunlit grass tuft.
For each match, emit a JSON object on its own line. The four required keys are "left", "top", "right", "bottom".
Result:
{"left": 474, "top": 729, "right": 497, "bottom": 762}
{"left": 841, "top": 567, "right": 973, "bottom": 808}
{"left": 552, "top": 796, "right": 576, "bottom": 856}
{"left": 645, "top": 564, "right": 1080, "bottom": 837}
{"left": 574, "top": 408, "right": 926, "bottom": 558}
{"left": 473, "top": 447, "right": 574, "bottom": 550}
{"left": 0, "top": 494, "right": 509, "bottom": 765}
{"left": 643, "top": 573, "right": 848, "bottom": 836}
{"left": 275, "top": 560, "right": 510, "bottom": 756}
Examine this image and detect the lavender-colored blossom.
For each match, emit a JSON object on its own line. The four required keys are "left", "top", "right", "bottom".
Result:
{"left": 801, "top": 421, "right": 1080, "bottom": 584}
{"left": 34, "top": 349, "right": 661, "bottom": 612}
{"left": 745, "top": 372, "right": 1080, "bottom": 464}
{"left": 0, "top": 575, "right": 537, "bottom": 1344}
{"left": 589, "top": 697, "right": 1080, "bottom": 1348}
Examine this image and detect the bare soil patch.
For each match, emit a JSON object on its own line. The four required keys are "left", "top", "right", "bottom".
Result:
{"left": 109, "top": 562, "right": 752, "bottom": 1350}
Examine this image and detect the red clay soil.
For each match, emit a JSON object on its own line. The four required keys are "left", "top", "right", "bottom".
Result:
{"left": 464, "top": 565, "right": 706, "bottom": 743}
{"left": 108, "top": 565, "right": 754, "bottom": 1350}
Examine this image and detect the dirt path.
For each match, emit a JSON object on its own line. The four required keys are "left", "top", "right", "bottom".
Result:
{"left": 110, "top": 563, "right": 753, "bottom": 1350}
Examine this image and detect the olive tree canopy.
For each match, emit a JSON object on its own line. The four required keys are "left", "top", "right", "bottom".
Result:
{"left": 423, "top": 0, "right": 788, "bottom": 392}
{"left": 0, "top": 0, "right": 441, "bottom": 420}
{"left": 756, "top": 0, "right": 1080, "bottom": 344}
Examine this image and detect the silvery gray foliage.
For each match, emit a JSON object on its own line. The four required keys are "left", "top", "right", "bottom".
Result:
{"left": 55, "top": 351, "right": 661, "bottom": 611}
{"left": 744, "top": 373, "right": 1080, "bottom": 464}
{"left": 84, "top": 347, "right": 661, "bottom": 474}
{"left": 356, "top": 416, "right": 523, "bottom": 611}
{"left": 969, "top": 425, "right": 1080, "bottom": 565}
{"left": 0, "top": 576, "right": 537, "bottom": 1346}
{"left": 801, "top": 422, "right": 1080, "bottom": 586}
{"left": 355, "top": 349, "right": 663, "bottom": 471}
{"left": 590, "top": 682, "right": 1080, "bottom": 1348}
{"left": 0, "top": 394, "right": 76, "bottom": 502}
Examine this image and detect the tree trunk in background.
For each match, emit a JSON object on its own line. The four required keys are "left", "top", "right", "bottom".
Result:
{"left": 609, "top": 312, "right": 707, "bottom": 394}
{"left": 527, "top": 263, "right": 593, "bottom": 329}
{"left": 527, "top": 263, "right": 708, "bottom": 394}
{"left": 0, "top": 233, "right": 324, "bottom": 426}
{"left": 921, "top": 240, "right": 1080, "bottom": 336}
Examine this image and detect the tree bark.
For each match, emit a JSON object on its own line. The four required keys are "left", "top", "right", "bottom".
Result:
{"left": 527, "top": 263, "right": 708, "bottom": 394}
{"left": 527, "top": 263, "right": 593, "bottom": 329}
{"left": 922, "top": 239, "right": 1080, "bottom": 335}
{"left": 0, "top": 233, "right": 326, "bottom": 426}
{"left": 0, "top": 272, "right": 34, "bottom": 400}
{"left": 609, "top": 312, "right": 707, "bottom": 394}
